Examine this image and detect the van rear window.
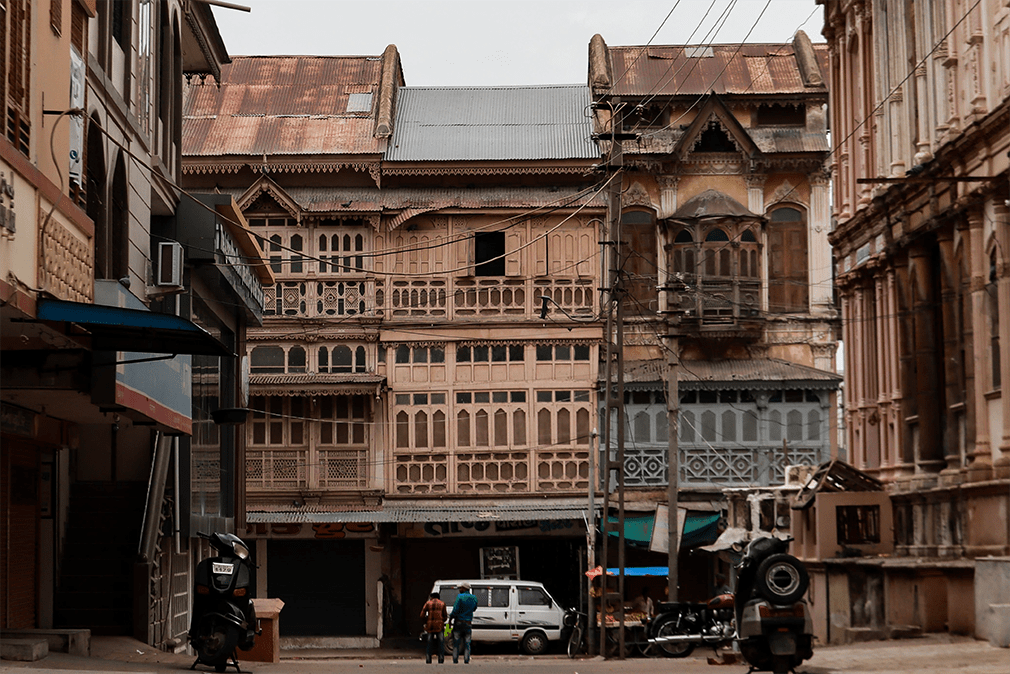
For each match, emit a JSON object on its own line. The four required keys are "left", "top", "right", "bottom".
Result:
{"left": 439, "top": 587, "right": 460, "bottom": 606}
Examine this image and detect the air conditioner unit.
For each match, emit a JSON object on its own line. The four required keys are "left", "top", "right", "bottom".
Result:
{"left": 157, "top": 241, "right": 184, "bottom": 287}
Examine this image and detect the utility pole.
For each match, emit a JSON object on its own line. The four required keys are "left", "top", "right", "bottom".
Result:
{"left": 597, "top": 98, "right": 629, "bottom": 659}
{"left": 665, "top": 322, "right": 679, "bottom": 603}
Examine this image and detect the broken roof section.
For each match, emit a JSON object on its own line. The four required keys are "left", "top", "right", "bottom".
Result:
{"left": 792, "top": 460, "right": 884, "bottom": 510}
{"left": 183, "top": 50, "right": 403, "bottom": 158}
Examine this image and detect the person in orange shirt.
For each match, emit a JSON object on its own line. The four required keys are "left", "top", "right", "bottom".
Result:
{"left": 420, "top": 591, "right": 449, "bottom": 664}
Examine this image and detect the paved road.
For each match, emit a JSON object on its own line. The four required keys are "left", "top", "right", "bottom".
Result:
{"left": 0, "top": 634, "right": 1006, "bottom": 674}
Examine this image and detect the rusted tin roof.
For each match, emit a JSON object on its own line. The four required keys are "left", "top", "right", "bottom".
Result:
{"left": 385, "top": 85, "right": 598, "bottom": 161}
{"left": 183, "top": 56, "right": 386, "bottom": 157}
{"left": 606, "top": 43, "right": 829, "bottom": 97}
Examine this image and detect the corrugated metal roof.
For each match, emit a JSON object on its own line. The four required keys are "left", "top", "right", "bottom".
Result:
{"left": 614, "top": 358, "right": 841, "bottom": 391}
{"left": 249, "top": 372, "right": 384, "bottom": 397}
{"left": 607, "top": 44, "right": 829, "bottom": 97}
{"left": 183, "top": 56, "right": 386, "bottom": 157}
{"left": 247, "top": 498, "right": 593, "bottom": 523}
{"left": 385, "top": 85, "right": 598, "bottom": 161}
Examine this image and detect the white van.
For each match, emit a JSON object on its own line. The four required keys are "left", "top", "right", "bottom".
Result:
{"left": 430, "top": 579, "right": 566, "bottom": 655}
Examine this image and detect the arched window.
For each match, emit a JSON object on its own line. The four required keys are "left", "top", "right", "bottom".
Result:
{"left": 287, "top": 346, "right": 306, "bottom": 373}
{"left": 768, "top": 207, "right": 808, "bottom": 312}
{"left": 740, "top": 229, "right": 759, "bottom": 277}
{"left": 672, "top": 229, "right": 696, "bottom": 276}
{"left": 250, "top": 346, "right": 285, "bottom": 373}
{"left": 989, "top": 250, "right": 1001, "bottom": 388}
{"left": 703, "top": 228, "right": 729, "bottom": 276}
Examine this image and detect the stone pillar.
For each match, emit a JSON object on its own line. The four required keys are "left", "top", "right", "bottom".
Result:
{"left": 809, "top": 171, "right": 834, "bottom": 315}
{"left": 886, "top": 268, "right": 902, "bottom": 474}
{"left": 997, "top": 201, "right": 1010, "bottom": 478}
{"left": 910, "top": 243, "right": 944, "bottom": 478}
{"left": 968, "top": 208, "right": 993, "bottom": 480}
{"left": 936, "top": 228, "right": 964, "bottom": 480}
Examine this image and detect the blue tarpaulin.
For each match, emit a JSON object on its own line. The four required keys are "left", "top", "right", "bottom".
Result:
{"left": 606, "top": 511, "right": 721, "bottom": 548}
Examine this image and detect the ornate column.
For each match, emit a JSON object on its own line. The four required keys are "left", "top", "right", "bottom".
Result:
{"left": 809, "top": 171, "right": 833, "bottom": 315}
{"left": 873, "top": 266, "right": 888, "bottom": 470}
{"left": 658, "top": 175, "right": 680, "bottom": 219}
{"left": 746, "top": 174, "right": 765, "bottom": 216}
{"left": 885, "top": 268, "right": 901, "bottom": 473}
{"left": 967, "top": 207, "right": 993, "bottom": 480}
{"left": 997, "top": 201, "right": 1010, "bottom": 478}
{"left": 855, "top": 4, "right": 874, "bottom": 206}
{"left": 936, "top": 228, "right": 963, "bottom": 479}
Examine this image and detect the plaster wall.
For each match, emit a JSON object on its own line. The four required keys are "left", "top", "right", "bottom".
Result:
{"left": 827, "top": 569, "right": 851, "bottom": 640}
{"left": 814, "top": 491, "right": 893, "bottom": 559}
{"left": 975, "top": 557, "right": 1010, "bottom": 641}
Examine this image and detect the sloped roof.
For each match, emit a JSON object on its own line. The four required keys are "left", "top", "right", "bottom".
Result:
{"left": 605, "top": 42, "right": 829, "bottom": 97}
{"left": 247, "top": 498, "right": 592, "bottom": 523}
{"left": 183, "top": 56, "right": 387, "bottom": 157}
{"left": 671, "top": 189, "right": 760, "bottom": 220}
{"left": 385, "top": 85, "right": 599, "bottom": 162}
{"left": 615, "top": 358, "right": 841, "bottom": 391}
{"left": 220, "top": 185, "right": 606, "bottom": 216}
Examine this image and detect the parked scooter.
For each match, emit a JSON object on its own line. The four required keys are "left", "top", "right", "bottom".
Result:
{"left": 189, "top": 532, "right": 257, "bottom": 673}
{"left": 734, "top": 535, "right": 813, "bottom": 674}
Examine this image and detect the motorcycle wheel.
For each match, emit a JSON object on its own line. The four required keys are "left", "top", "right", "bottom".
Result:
{"left": 195, "top": 615, "right": 239, "bottom": 670}
{"left": 652, "top": 618, "right": 696, "bottom": 658}
{"left": 754, "top": 553, "right": 809, "bottom": 604}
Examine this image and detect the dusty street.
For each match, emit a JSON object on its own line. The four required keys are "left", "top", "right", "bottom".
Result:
{"left": 0, "top": 634, "right": 1006, "bottom": 674}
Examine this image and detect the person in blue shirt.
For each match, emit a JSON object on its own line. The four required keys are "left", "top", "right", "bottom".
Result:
{"left": 450, "top": 582, "right": 479, "bottom": 664}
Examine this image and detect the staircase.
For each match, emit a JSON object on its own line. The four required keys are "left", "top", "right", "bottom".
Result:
{"left": 54, "top": 482, "right": 146, "bottom": 635}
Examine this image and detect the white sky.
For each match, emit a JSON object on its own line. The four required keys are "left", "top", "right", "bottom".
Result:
{"left": 211, "top": 0, "right": 825, "bottom": 87}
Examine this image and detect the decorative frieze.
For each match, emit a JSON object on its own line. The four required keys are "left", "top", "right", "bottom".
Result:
{"left": 40, "top": 216, "right": 93, "bottom": 302}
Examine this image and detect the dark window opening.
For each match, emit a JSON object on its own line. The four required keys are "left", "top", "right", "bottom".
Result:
{"left": 694, "top": 121, "right": 737, "bottom": 153}
{"left": 474, "top": 231, "right": 505, "bottom": 276}
{"left": 756, "top": 103, "right": 806, "bottom": 126}
{"left": 836, "top": 505, "right": 881, "bottom": 545}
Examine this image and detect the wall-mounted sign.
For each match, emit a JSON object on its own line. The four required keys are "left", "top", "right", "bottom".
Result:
{"left": 480, "top": 546, "right": 519, "bottom": 579}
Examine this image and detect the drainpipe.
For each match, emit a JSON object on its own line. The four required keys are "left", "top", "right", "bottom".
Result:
{"left": 139, "top": 432, "right": 173, "bottom": 563}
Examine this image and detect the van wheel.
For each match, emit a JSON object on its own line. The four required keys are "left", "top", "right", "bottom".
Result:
{"left": 521, "top": 630, "right": 548, "bottom": 655}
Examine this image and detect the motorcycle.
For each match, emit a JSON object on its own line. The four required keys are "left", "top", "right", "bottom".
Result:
{"left": 734, "top": 535, "right": 813, "bottom": 674}
{"left": 648, "top": 593, "right": 736, "bottom": 658}
{"left": 189, "top": 532, "right": 258, "bottom": 673}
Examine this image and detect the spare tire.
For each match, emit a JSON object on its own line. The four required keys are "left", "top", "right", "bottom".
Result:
{"left": 754, "top": 553, "right": 809, "bottom": 604}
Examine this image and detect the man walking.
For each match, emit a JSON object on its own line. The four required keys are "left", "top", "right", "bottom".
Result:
{"left": 450, "top": 582, "right": 479, "bottom": 664}
{"left": 420, "top": 590, "right": 448, "bottom": 664}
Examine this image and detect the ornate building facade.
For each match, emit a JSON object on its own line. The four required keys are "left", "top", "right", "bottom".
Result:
{"left": 587, "top": 32, "right": 840, "bottom": 596}
{"left": 182, "top": 51, "right": 605, "bottom": 642}
{"left": 821, "top": 0, "right": 1010, "bottom": 643}
{"left": 0, "top": 0, "right": 266, "bottom": 649}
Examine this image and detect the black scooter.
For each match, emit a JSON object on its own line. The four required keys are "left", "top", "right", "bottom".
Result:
{"left": 734, "top": 535, "right": 813, "bottom": 674}
{"left": 189, "top": 532, "right": 258, "bottom": 673}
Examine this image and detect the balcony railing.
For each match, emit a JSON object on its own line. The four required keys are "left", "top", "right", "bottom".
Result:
{"left": 247, "top": 448, "right": 368, "bottom": 490}
{"left": 392, "top": 449, "right": 589, "bottom": 494}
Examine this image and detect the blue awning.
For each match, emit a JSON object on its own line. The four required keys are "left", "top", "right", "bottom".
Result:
{"left": 36, "top": 298, "right": 232, "bottom": 357}
{"left": 606, "top": 566, "right": 669, "bottom": 577}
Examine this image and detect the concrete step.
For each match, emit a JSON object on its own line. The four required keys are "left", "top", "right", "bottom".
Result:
{"left": 0, "top": 638, "right": 48, "bottom": 662}
{"left": 2, "top": 629, "right": 90, "bottom": 656}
